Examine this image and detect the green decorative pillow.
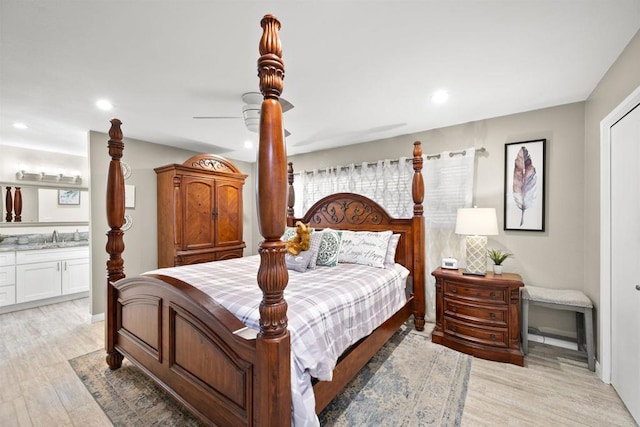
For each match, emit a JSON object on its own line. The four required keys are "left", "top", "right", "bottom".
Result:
{"left": 314, "top": 229, "right": 342, "bottom": 267}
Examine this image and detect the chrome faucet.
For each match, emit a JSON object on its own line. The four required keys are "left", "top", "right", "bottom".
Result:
{"left": 52, "top": 229, "right": 59, "bottom": 243}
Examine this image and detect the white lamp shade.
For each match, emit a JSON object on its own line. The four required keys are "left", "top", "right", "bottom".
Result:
{"left": 455, "top": 207, "right": 499, "bottom": 236}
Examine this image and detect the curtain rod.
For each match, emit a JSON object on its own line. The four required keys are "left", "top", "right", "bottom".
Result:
{"left": 292, "top": 147, "right": 487, "bottom": 175}
{"left": 425, "top": 147, "right": 486, "bottom": 160}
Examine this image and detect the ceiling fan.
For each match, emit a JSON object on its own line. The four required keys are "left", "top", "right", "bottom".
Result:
{"left": 194, "top": 92, "right": 293, "bottom": 137}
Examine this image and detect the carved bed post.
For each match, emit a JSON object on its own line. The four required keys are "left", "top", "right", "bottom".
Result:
{"left": 287, "top": 162, "right": 295, "bottom": 226}
{"left": 412, "top": 141, "right": 426, "bottom": 330}
{"left": 105, "top": 118, "right": 125, "bottom": 369}
{"left": 254, "top": 14, "right": 292, "bottom": 425}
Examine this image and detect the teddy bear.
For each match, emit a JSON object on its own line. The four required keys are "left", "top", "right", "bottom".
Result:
{"left": 285, "top": 221, "right": 311, "bottom": 255}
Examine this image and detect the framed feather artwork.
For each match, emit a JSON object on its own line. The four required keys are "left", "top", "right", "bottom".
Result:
{"left": 504, "top": 139, "right": 546, "bottom": 231}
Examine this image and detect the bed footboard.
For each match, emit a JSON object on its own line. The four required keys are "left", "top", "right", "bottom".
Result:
{"left": 108, "top": 275, "right": 258, "bottom": 426}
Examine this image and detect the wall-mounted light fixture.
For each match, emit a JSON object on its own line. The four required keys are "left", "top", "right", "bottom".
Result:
{"left": 16, "top": 170, "right": 82, "bottom": 185}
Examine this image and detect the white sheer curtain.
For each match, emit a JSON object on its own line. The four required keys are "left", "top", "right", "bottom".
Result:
{"left": 293, "top": 158, "right": 413, "bottom": 218}
{"left": 423, "top": 148, "right": 475, "bottom": 321}
{"left": 292, "top": 149, "right": 476, "bottom": 322}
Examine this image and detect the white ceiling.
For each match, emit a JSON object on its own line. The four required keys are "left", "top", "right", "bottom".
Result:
{"left": 1, "top": 1, "right": 639, "bottom": 163}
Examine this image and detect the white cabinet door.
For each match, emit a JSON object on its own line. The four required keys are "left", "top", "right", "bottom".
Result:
{"left": 0, "top": 265, "right": 15, "bottom": 287}
{"left": 0, "top": 266, "right": 16, "bottom": 306}
{"left": 62, "top": 257, "right": 90, "bottom": 295}
{"left": 0, "top": 252, "right": 16, "bottom": 266}
{"left": 0, "top": 285, "right": 16, "bottom": 307}
{"left": 16, "top": 261, "right": 62, "bottom": 303}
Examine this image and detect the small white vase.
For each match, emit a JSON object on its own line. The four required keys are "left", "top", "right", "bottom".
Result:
{"left": 493, "top": 265, "right": 503, "bottom": 275}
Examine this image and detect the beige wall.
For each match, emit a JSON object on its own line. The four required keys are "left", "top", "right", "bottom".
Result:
{"left": 88, "top": 130, "right": 255, "bottom": 316}
{"left": 286, "top": 102, "right": 586, "bottom": 337}
{"left": 584, "top": 30, "right": 640, "bottom": 354}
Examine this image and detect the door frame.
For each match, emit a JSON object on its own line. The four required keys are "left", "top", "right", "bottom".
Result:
{"left": 599, "top": 84, "right": 640, "bottom": 383}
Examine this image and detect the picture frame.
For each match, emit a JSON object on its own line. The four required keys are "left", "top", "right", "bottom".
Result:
{"left": 504, "top": 139, "right": 546, "bottom": 231}
{"left": 58, "top": 189, "right": 80, "bottom": 205}
{"left": 125, "top": 184, "right": 136, "bottom": 208}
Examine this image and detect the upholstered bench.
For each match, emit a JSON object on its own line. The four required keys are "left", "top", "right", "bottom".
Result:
{"left": 521, "top": 285, "right": 595, "bottom": 371}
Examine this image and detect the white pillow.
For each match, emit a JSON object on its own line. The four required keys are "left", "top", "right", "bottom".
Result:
{"left": 384, "top": 233, "right": 401, "bottom": 267}
{"left": 338, "top": 230, "right": 392, "bottom": 268}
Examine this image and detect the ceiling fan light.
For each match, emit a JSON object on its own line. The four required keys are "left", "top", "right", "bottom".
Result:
{"left": 242, "top": 105, "right": 261, "bottom": 133}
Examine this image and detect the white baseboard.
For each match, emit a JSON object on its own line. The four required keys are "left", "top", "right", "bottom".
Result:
{"left": 91, "top": 312, "right": 105, "bottom": 323}
{"left": 527, "top": 333, "right": 578, "bottom": 351}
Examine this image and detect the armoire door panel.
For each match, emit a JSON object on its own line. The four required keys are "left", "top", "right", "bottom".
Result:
{"left": 183, "top": 177, "right": 216, "bottom": 250}
{"left": 215, "top": 181, "right": 243, "bottom": 246}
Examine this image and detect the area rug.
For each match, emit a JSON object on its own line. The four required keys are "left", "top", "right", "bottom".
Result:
{"left": 70, "top": 325, "right": 471, "bottom": 426}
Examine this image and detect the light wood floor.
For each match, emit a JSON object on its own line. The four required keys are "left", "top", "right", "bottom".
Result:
{"left": 0, "top": 298, "right": 636, "bottom": 426}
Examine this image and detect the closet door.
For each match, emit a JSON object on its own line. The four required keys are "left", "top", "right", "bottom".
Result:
{"left": 214, "top": 179, "right": 243, "bottom": 247}
{"left": 611, "top": 102, "right": 640, "bottom": 424}
{"left": 182, "top": 175, "right": 216, "bottom": 251}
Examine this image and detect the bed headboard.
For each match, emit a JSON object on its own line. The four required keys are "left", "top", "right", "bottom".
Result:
{"left": 297, "top": 191, "right": 416, "bottom": 269}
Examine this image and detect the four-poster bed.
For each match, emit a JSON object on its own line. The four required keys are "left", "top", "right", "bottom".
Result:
{"left": 105, "top": 14, "right": 425, "bottom": 426}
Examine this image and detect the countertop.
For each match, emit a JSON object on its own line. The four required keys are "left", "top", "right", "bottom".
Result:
{"left": 0, "top": 240, "right": 89, "bottom": 252}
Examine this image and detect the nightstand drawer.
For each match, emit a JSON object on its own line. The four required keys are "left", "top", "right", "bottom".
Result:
{"left": 444, "top": 297, "right": 507, "bottom": 327}
{"left": 444, "top": 316, "right": 508, "bottom": 348}
{"left": 444, "top": 281, "right": 507, "bottom": 304}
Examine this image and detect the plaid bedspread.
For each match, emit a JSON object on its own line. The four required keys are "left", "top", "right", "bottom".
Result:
{"left": 145, "top": 255, "right": 409, "bottom": 426}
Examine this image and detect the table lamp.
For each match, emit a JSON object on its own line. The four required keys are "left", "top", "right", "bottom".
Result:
{"left": 455, "top": 207, "right": 499, "bottom": 275}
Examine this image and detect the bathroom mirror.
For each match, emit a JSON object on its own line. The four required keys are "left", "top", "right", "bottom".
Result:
{"left": 1, "top": 183, "right": 89, "bottom": 224}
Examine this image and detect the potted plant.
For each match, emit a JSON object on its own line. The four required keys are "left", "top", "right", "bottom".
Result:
{"left": 487, "top": 248, "right": 513, "bottom": 275}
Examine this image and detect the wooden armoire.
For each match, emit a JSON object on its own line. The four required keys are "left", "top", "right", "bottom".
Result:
{"left": 155, "top": 154, "right": 247, "bottom": 268}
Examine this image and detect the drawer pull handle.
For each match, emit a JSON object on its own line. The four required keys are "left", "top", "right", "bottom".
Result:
{"left": 490, "top": 334, "right": 497, "bottom": 341}
{"left": 490, "top": 312, "right": 496, "bottom": 319}
{"left": 451, "top": 287, "right": 457, "bottom": 293}
{"left": 451, "top": 325, "right": 458, "bottom": 333}
{"left": 452, "top": 307, "right": 458, "bottom": 313}
{"left": 490, "top": 292, "right": 496, "bottom": 299}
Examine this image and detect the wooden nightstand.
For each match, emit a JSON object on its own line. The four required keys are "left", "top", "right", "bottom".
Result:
{"left": 431, "top": 267, "right": 524, "bottom": 366}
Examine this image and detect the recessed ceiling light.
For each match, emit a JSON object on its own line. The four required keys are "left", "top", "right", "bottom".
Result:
{"left": 431, "top": 90, "right": 449, "bottom": 104}
{"left": 13, "top": 122, "right": 28, "bottom": 129}
{"left": 96, "top": 99, "right": 113, "bottom": 111}
{"left": 244, "top": 140, "right": 253, "bottom": 149}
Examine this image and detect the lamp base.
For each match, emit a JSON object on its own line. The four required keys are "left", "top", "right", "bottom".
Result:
{"left": 465, "top": 235, "right": 487, "bottom": 275}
